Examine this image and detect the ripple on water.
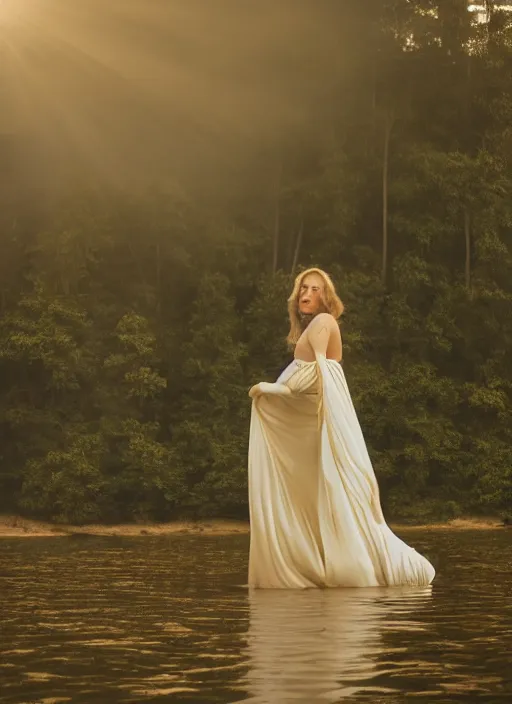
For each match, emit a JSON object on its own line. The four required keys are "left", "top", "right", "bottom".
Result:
{"left": 0, "top": 530, "right": 511, "bottom": 703}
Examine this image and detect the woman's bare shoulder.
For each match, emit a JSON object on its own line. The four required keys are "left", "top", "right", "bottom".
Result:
{"left": 308, "top": 313, "right": 339, "bottom": 331}
{"left": 306, "top": 313, "right": 341, "bottom": 348}
{"left": 311, "top": 313, "right": 338, "bottom": 326}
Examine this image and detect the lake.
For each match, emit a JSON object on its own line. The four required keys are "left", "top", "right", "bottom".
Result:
{"left": 0, "top": 529, "right": 511, "bottom": 703}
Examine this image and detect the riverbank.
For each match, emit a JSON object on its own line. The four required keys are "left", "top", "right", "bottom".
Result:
{"left": 0, "top": 515, "right": 250, "bottom": 537}
{"left": 0, "top": 514, "right": 504, "bottom": 537}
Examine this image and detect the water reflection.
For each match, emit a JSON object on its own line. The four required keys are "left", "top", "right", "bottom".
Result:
{"left": 241, "top": 587, "right": 432, "bottom": 703}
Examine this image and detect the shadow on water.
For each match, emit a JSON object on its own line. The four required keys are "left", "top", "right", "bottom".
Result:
{"left": 0, "top": 530, "right": 511, "bottom": 703}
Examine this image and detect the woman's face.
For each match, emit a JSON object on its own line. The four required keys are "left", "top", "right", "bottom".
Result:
{"left": 298, "top": 273, "right": 324, "bottom": 315}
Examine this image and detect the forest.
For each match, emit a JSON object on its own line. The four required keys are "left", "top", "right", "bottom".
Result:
{"left": 0, "top": 1, "right": 511, "bottom": 524}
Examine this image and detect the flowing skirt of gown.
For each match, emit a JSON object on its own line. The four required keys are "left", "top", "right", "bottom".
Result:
{"left": 248, "top": 356, "right": 435, "bottom": 588}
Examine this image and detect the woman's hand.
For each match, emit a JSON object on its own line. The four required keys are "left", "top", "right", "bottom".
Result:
{"left": 248, "top": 383, "right": 262, "bottom": 399}
{"left": 249, "top": 382, "right": 292, "bottom": 399}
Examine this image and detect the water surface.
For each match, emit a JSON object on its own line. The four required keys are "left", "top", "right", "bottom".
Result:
{"left": 1, "top": 530, "right": 511, "bottom": 703}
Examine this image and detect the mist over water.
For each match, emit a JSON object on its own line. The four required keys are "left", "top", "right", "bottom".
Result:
{"left": 1, "top": 0, "right": 347, "bottom": 194}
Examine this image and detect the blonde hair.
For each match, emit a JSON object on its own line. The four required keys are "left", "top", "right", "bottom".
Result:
{"left": 286, "top": 267, "right": 344, "bottom": 346}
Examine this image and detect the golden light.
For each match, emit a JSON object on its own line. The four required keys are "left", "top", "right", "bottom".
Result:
{"left": 0, "top": 0, "right": 27, "bottom": 24}
{"left": 0, "top": 1, "right": 342, "bottom": 188}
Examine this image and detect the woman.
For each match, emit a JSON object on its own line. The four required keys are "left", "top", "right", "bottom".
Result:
{"left": 247, "top": 267, "right": 435, "bottom": 589}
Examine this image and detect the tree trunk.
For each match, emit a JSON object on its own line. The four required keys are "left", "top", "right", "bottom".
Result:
{"left": 464, "top": 208, "right": 471, "bottom": 293}
{"left": 290, "top": 211, "right": 304, "bottom": 275}
{"left": 272, "top": 163, "right": 281, "bottom": 275}
{"left": 272, "top": 197, "right": 280, "bottom": 275}
{"left": 156, "top": 241, "right": 161, "bottom": 317}
{"left": 382, "top": 114, "right": 394, "bottom": 285}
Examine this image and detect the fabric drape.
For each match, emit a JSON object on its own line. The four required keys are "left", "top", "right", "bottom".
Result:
{"left": 248, "top": 357, "right": 435, "bottom": 589}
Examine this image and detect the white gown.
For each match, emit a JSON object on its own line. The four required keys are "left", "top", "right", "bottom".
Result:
{"left": 248, "top": 356, "right": 435, "bottom": 588}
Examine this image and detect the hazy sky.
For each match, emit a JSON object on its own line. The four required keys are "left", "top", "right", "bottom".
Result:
{"left": 1, "top": 0, "right": 347, "bottom": 191}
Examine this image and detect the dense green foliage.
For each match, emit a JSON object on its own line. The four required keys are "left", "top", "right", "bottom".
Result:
{"left": 1, "top": 1, "right": 511, "bottom": 523}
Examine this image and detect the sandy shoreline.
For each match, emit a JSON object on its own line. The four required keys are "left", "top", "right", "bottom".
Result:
{"left": 0, "top": 514, "right": 504, "bottom": 537}
{"left": 0, "top": 515, "right": 250, "bottom": 537}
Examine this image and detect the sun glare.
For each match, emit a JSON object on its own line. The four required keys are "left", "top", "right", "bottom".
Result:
{"left": 0, "top": 0, "right": 23, "bottom": 24}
